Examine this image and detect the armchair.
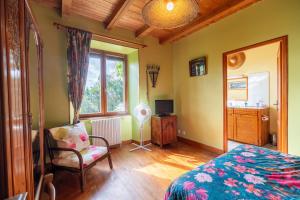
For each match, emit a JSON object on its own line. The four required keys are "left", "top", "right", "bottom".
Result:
{"left": 45, "top": 129, "right": 113, "bottom": 192}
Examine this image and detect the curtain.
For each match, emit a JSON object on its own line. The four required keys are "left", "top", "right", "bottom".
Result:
{"left": 66, "top": 28, "right": 92, "bottom": 124}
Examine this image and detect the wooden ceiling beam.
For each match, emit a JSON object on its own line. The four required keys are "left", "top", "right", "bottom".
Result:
{"left": 106, "top": 0, "right": 135, "bottom": 30}
{"left": 160, "top": 0, "right": 262, "bottom": 44}
{"left": 135, "top": 25, "right": 155, "bottom": 38}
{"left": 61, "top": 0, "right": 73, "bottom": 17}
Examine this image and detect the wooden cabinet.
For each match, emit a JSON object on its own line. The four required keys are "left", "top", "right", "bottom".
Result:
{"left": 235, "top": 113, "right": 258, "bottom": 145}
{"left": 227, "top": 108, "right": 234, "bottom": 140}
{"left": 0, "top": 0, "right": 34, "bottom": 199}
{"left": 227, "top": 108, "right": 269, "bottom": 146}
{"left": 151, "top": 115, "right": 177, "bottom": 147}
{"left": 0, "top": 1, "right": 48, "bottom": 199}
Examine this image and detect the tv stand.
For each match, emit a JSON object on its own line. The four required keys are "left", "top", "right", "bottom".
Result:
{"left": 157, "top": 113, "right": 171, "bottom": 117}
{"left": 151, "top": 115, "right": 177, "bottom": 148}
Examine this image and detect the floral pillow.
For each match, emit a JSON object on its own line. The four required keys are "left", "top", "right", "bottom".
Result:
{"left": 49, "top": 122, "right": 90, "bottom": 158}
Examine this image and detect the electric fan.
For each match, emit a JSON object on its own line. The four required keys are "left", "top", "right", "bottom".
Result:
{"left": 130, "top": 103, "right": 152, "bottom": 152}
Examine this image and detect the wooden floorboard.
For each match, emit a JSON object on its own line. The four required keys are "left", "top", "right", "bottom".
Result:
{"left": 54, "top": 142, "right": 218, "bottom": 200}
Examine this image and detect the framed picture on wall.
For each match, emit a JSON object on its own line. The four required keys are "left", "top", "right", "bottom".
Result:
{"left": 189, "top": 56, "right": 207, "bottom": 77}
{"left": 227, "top": 77, "right": 248, "bottom": 101}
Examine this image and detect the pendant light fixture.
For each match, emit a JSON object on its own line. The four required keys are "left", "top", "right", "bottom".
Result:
{"left": 142, "top": 0, "right": 199, "bottom": 29}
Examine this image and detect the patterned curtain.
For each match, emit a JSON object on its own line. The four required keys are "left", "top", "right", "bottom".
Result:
{"left": 66, "top": 28, "right": 92, "bottom": 124}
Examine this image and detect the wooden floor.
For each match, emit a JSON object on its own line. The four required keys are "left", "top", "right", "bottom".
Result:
{"left": 54, "top": 142, "right": 218, "bottom": 200}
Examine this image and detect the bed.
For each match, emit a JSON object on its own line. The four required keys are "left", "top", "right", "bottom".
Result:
{"left": 165, "top": 145, "right": 300, "bottom": 200}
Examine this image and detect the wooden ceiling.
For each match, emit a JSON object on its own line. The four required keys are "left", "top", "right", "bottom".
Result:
{"left": 33, "top": 0, "right": 261, "bottom": 44}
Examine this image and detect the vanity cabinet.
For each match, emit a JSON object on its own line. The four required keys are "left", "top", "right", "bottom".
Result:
{"left": 227, "top": 108, "right": 235, "bottom": 140}
{"left": 227, "top": 108, "right": 269, "bottom": 146}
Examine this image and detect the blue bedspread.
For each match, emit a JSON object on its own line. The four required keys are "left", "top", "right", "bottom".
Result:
{"left": 165, "top": 145, "right": 300, "bottom": 200}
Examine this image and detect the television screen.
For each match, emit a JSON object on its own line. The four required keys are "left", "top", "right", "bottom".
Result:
{"left": 155, "top": 100, "right": 174, "bottom": 116}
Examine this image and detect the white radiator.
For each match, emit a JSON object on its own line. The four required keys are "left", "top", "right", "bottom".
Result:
{"left": 91, "top": 117, "right": 121, "bottom": 147}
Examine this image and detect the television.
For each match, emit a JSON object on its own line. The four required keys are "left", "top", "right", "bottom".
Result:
{"left": 155, "top": 100, "right": 174, "bottom": 116}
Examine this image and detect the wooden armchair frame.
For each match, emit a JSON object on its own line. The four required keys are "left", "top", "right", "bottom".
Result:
{"left": 45, "top": 129, "right": 113, "bottom": 192}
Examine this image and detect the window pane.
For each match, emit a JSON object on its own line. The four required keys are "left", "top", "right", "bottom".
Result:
{"left": 106, "top": 57, "right": 125, "bottom": 112}
{"left": 80, "top": 55, "right": 101, "bottom": 114}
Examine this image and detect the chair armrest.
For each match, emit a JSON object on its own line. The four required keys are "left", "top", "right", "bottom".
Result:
{"left": 89, "top": 135, "right": 110, "bottom": 148}
{"left": 43, "top": 173, "right": 56, "bottom": 200}
{"left": 50, "top": 147, "right": 84, "bottom": 169}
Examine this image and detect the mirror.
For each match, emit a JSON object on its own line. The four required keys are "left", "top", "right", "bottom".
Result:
{"left": 227, "top": 77, "right": 248, "bottom": 102}
{"left": 26, "top": 3, "right": 45, "bottom": 198}
{"left": 29, "top": 29, "right": 41, "bottom": 193}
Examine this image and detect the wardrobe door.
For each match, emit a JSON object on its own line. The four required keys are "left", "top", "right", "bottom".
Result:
{"left": 0, "top": 1, "right": 7, "bottom": 199}
{"left": 0, "top": 0, "right": 34, "bottom": 199}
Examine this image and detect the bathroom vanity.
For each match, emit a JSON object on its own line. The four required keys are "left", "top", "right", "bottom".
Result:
{"left": 227, "top": 107, "right": 269, "bottom": 146}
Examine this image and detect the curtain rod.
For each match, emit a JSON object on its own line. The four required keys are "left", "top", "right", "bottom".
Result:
{"left": 53, "top": 22, "right": 147, "bottom": 49}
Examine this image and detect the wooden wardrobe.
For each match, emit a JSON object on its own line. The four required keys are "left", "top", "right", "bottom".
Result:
{"left": 0, "top": 0, "right": 46, "bottom": 199}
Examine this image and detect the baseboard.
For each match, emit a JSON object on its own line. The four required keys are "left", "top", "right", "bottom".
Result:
{"left": 122, "top": 140, "right": 133, "bottom": 145}
{"left": 109, "top": 144, "right": 121, "bottom": 149}
{"left": 109, "top": 139, "right": 151, "bottom": 148}
{"left": 109, "top": 140, "right": 133, "bottom": 149}
{"left": 178, "top": 137, "right": 224, "bottom": 155}
{"left": 132, "top": 139, "right": 151, "bottom": 145}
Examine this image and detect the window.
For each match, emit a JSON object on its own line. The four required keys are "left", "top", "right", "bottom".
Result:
{"left": 80, "top": 50, "right": 127, "bottom": 117}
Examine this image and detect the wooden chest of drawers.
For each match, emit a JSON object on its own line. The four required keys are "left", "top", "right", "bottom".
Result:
{"left": 151, "top": 115, "right": 177, "bottom": 148}
{"left": 227, "top": 107, "right": 269, "bottom": 146}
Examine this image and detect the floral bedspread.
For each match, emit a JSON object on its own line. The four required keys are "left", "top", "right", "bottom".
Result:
{"left": 165, "top": 145, "right": 300, "bottom": 200}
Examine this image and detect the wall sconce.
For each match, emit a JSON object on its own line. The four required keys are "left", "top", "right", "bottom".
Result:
{"left": 147, "top": 64, "right": 160, "bottom": 88}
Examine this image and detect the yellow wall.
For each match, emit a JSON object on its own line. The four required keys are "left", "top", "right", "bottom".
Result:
{"left": 30, "top": 2, "right": 173, "bottom": 141}
{"left": 172, "top": 0, "right": 300, "bottom": 155}
{"left": 228, "top": 42, "right": 279, "bottom": 135}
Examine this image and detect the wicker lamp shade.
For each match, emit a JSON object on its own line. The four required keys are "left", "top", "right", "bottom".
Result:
{"left": 142, "top": 0, "right": 199, "bottom": 29}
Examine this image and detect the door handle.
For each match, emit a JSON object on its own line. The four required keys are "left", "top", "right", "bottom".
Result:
{"left": 273, "top": 100, "right": 279, "bottom": 111}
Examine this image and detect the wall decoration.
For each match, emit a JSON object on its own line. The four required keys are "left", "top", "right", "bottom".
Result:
{"left": 227, "top": 52, "right": 246, "bottom": 70}
{"left": 227, "top": 77, "right": 248, "bottom": 101}
{"left": 147, "top": 64, "right": 160, "bottom": 88}
{"left": 189, "top": 56, "right": 207, "bottom": 77}
{"left": 146, "top": 64, "right": 160, "bottom": 102}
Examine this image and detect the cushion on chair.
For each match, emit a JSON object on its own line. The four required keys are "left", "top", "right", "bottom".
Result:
{"left": 52, "top": 145, "right": 108, "bottom": 169}
{"left": 49, "top": 122, "right": 90, "bottom": 158}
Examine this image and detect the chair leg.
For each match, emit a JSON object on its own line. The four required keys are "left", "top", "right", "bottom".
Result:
{"left": 80, "top": 171, "right": 85, "bottom": 192}
{"left": 108, "top": 153, "right": 113, "bottom": 169}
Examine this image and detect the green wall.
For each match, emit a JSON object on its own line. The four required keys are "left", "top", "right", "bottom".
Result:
{"left": 29, "top": 31, "right": 39, "bottom": 129}
{"left": 30, "top": 2, "right": 173, "bottom": 141}
{"left": 128, "top": 51, "right": 140, "bottom": 140}
{"left": 172, "top": 0, "right": 300, "bottom": 155}
{"left": 30, "top": 0, "right": 300, "bottom": 155}
{"left": 138, "top": 37, "right": 173, "bottom": 141}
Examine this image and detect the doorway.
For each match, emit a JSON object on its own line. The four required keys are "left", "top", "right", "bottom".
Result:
{"left": 223, "top": 36, "right": 288, "bottom": 153}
